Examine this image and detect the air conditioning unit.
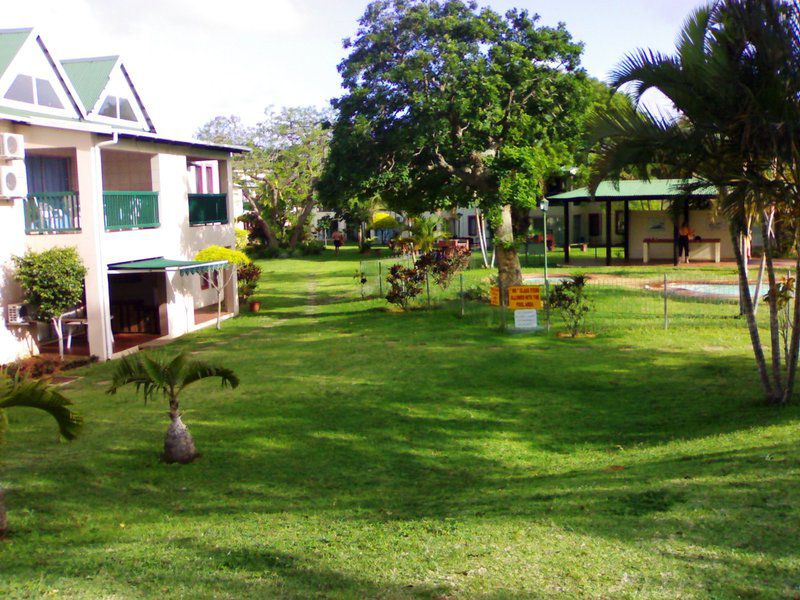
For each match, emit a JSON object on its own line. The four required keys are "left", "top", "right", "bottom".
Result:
{"left": 0, "top": 133, "right": 24, "bottom": 160}
{"left": 6, "top": 303, "right": 28, "bottom": 325}
{"left": 0, "top": 163, "right": 25, "bottom": 199}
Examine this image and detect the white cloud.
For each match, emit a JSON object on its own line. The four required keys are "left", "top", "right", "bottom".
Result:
{"left": 1, "top": 0, "right": 322, "bottom": 137}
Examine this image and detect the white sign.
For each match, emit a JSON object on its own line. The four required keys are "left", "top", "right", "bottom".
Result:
{"left": 514, "top": 309, "right": 539, "bottom": 330}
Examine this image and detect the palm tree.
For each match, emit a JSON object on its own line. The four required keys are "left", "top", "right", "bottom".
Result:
{"left": 0, "top": 373, "right": 82, "bottom": 537}
{"left": 107, "top": 353, "right": 239, "bottom": 463}
{"left": 410, "top": 215, "right": 449, "bottom": 253}
{"left": 591, "top": 0, "right": 800, "bottom": 404}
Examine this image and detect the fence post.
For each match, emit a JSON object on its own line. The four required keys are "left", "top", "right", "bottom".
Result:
{"left": 460, "top": 273, "right": 465, "bottom": 317}
{"left": 499, "top": 279, "right": 507, "bottom": 331}
{"left": 378, "top": 261, "right": 383, "bottom": 297}
{"left": 663, "top": 273, "right": 669, "bottom": 330}
{"left": 426, "top": 272, "right": 431, "bottom": 308}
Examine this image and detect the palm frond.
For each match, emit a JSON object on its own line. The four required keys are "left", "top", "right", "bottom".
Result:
{"left": 108, "top": 352, "right": 239, "bottom": 403}
{"left": 176, "top": 355, "right": 240, "bottom": 394}
{"left": 106, "top": 354, "right": 164, "bottom": 401}
{"left": 0, "top": 375, "right": 82, "bottom": 440}
{"left": 588, "top": 104, "right": 689, "bottom": 193}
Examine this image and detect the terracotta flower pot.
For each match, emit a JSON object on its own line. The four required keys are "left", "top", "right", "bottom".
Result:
{"left": 249, "top": 300, "right": 262, "bottom": 313}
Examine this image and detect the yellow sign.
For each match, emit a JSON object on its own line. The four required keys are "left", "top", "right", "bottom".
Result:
{"left": 489, "top": 285, "right": 543, "bottom": 309}
{"left": 508, "top": 285, "right": 543, "bottom": 309}
{"left": 490, "top": 286, "right": 500, "bottom": 306}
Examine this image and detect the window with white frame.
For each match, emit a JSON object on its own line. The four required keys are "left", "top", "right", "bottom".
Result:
{"left": 97, "top": 94, "right": 137, "bottom": 122}
{"left": 4, "top": 74, "right": 64, "bottom": 109}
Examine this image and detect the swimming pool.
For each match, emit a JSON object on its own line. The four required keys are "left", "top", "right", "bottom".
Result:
{"left": 523, "top": 276, "right": 569, "bottom": 285}
{"left": 666, "top": 282, "right": 757, "bottom": 298}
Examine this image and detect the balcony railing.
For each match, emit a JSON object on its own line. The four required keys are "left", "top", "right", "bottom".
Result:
{"left": 188, "top": 193, "right": 228, "bottom": 226}
{"left": 24, "top": 192, "right": 81, "bottom": 234}
{"left": 103, "top": 191, "right": 159, "bottom": 230}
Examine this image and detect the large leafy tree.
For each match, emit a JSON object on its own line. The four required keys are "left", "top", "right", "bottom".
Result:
{"left": 320, "top": 0, "right": 590, "bottom": 288}
{"left": 0, "top": 373, "right": 82, "bottom": 536}
{"left": 591, "top": 0, "right": 800, "bottom": 404}
{"left": 197, "top": 107, "right": 332, "bottom": 250}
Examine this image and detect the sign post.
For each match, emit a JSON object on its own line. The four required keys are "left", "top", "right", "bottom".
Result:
{"left": 539, "top": 198, "right": 550, "bottom": 331}
{"left": 490, "top": 284, "right": 543, "bottom": 331}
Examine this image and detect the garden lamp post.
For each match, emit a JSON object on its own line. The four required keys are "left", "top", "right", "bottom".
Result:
{"left": 539, "top": 198, "right": 549, "bottom": 291}
{"left": 539, "top": 198, "right": 550, "bottom": 331}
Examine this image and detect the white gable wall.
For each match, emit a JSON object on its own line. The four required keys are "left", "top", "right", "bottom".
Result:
{"left": 0, "top": 34, "right": 81, "bottom": 119}
{"left": 88, "top": 63, "right": 149, "bottom": 131}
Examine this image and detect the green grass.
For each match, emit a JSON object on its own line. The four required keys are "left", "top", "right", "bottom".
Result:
{"left": 2, "top": 248, "right": 799, "bottom": 599}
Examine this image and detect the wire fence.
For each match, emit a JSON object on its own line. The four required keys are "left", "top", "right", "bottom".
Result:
{"left": 354, "top": 253, "right": 786, "bottom": 335}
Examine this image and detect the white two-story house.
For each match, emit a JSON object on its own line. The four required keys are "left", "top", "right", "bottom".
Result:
{"left": 0, "top": 28, "right": 249, "bottom": 363}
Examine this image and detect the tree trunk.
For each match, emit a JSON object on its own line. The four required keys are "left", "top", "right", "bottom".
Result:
{"left": 252, "top": 212, "right": 280, "bottom": 249}
{"left": 762, "top": 216, "right": 785, "bottom": 402}
{"left": 52, "top": 316, "right": 64, "bottom": 360}
{"left": 476, "top": 208, "right": 490, "bottom": 268}
{"left": 731, "top": 223, "right": 775, "bottom": 402}
{"left": 783, "top": 235, "right": 800, "bottom": 402}
{"left": 493, "top": 204, "right": 523, "bottom": 293}
{"left": 0, "top": 485, "right": 7, "bottom": 538}
{"left": 164, "top": 403, "right": 198, "bottom": 464}
{"left": 288, "top": 200, "right": 315, "bottom": 250}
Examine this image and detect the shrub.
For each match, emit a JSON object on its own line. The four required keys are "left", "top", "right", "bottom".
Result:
{"left": 549, "top": 275, "right": 593, "bottom": 337}
{"left": 248, "top": 246, "right": 281, "bottom": 260}
{"left": 237, "top": 263, "right": 262, "bottom": 303}
{"left": 300, "top": 239, "right": 326, "bottom": 255}
{"left": 413, "top": 247, "right": 470, "bottom": 288}
{"left": 234, "top": 229, "right": 249, "bottom": 251}
{"left": 462, "top": 281, "right": 491, "bottom": 302}
{"left": 385, "top": 264, "right": 425, "bottom": 309}
{"left": 360, "top": 237, "right": 377, "bottom": 253}
{"left": 195, "top": 245, "right": 250, "bottom": 268}
{"left": 13, "top": 247, "right": 86, "bottom": 322}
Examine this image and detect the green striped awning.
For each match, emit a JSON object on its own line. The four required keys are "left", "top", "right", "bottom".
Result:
{"left": 108, "top": 258, "right": 228, "bottom": 275}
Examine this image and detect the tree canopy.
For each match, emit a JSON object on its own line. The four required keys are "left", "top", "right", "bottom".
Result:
{"left": 197, "top": 106, "right": 332, "bottom": 250}
{"left": 320, "top": 1, "right": 592, "bottom": 213}
{"left": 13, "top": 248, "right": 86, "bottom": 321}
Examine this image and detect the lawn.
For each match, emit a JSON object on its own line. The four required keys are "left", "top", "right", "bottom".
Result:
{"left": 2, "top": 248, "right": 799, "bottom": 599}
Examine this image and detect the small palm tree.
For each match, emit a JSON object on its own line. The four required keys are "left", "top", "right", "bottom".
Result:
{"left": 410, "top": 215, "right": 449, "bottom": 253}
{"left": 0, "top": 373, "right": 82, "bottom": 537}
{"left": 107, "top": 352, "right": 239, "bottom": 464}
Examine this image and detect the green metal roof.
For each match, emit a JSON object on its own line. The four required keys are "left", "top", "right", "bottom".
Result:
{"left": 548, "top": 179, "right": 716, "bottom": 201}
{"left": 60, "top": 56, "right": 118, "bottom": 110}
{"left": 0, "top": 29, "right": 31, "bottom": 80}
{"left": 108, "top": 258, "right": 228, "bottom": 275}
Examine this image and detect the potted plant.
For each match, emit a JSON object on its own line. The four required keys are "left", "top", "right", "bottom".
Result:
{"left": 237, "top": 262, "right": 263, "bottom": 312}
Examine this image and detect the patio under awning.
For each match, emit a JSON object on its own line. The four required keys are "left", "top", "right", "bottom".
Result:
{"left": 107, "top": 258, "right": 229, "bottom": 275}
{"left": 545, "top": 179, "right": 717, "bottom": 266}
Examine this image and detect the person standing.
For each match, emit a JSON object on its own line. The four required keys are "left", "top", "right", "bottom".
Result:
{"left": 678, "top": 220, "right": 693, "bottom": 263}
{"left": 332, "top": 229, "right": 345, "bottom": 256}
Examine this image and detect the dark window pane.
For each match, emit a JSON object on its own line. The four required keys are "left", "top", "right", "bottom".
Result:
{"left": 4, "top": 74, "right": 34, "bottom": 103}
{"left": 98, "top": 95, "right": 117, "bottom": 117}
{"left": 118, "top": 97, "right": 136, "bottom": 121}
{"left": 35, "top": 78, "right": 63, "bottom": 108}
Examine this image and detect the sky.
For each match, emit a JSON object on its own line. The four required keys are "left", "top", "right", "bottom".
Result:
{"left": 4, "top": 0, "right": 707, "bottom": 138}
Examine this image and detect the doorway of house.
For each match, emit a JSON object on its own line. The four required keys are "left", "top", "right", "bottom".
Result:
{"left": 107, "top": 272, "right": 168, "bottom": 352}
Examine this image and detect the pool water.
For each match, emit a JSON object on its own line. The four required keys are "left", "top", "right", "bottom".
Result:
{"left": 523, "top": 276, "right": 569, "bottom": 285}
{"left": 667, "top": 282, "right": 757, "bottom": 298}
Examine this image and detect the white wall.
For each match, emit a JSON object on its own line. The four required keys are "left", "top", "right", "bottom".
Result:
{"left": 628, "top": 209, "right": 734, "bottom": 261}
